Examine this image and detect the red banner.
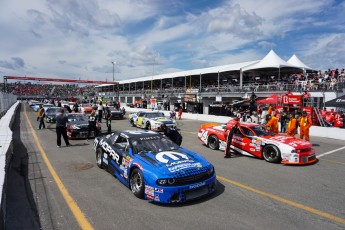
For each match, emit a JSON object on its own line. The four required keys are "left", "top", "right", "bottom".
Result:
{"left": 282, "top": 95, "right": 302, "bottom": 105}
{"left": 4, "top": 76, "right": 117, "bottom": 85}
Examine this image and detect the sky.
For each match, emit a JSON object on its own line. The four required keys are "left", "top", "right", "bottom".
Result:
{"left": 1, "top": 0, "right": 344, "bottom": 83}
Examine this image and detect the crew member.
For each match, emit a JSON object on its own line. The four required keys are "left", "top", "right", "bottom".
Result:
{"left": 286, "top": 113, "right": 297, "bottom": 137}
{"left": 97, "top": 102, "right": 104, "bottom": 122}
{"left": 224, "top": 117, "right": 240, "bottom": 158}
{"left": 265, "top": 114, "right": 279, "bottom": 133}
{"left": 298, "top": 111, "right": 312, "bottom": 141}
{"left": 87, "top": 110, "right": 99, "bottom": 141}
{"left": 55, "top": 108, "right": 70, "bottom": 147}
{"left": 178, "top": 107, "right": 183, "bottom": 120}
{"left": 267, "top": 104, "right": 273, "bottom": 115}
{"left": 163, "top": 125, "right": 182, "bottom": 146}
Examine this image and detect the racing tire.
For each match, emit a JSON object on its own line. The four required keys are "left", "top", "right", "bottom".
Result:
{"left": 130, "top": 168, "right": 145, "bottom": 199}
{"left": 96, "top": 148, "right": 105, "bottom": 169}
{"left": 146, "top": 122, "right": 151, "bottom": 130}
{"left": 262, "top": 145, "right": 281, "bottom": 163}
{"left": 208, "top": 135, "right": 219, "bottom": 150}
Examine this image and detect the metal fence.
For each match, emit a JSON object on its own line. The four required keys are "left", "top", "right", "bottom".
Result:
{"left": 0, "top": 92, "right": 17, "bottom": 119}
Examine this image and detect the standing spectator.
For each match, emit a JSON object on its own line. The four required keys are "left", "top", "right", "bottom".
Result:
{"left": 55, "top": 109, "right": 70, "bottom": 147}
{"left": 280, "top": 108, "right": 288, "bottom": 133}
{"left": 97, "top": 102, "right": 103, "bottom": 122}
{"left": 224, "top": 117, "right": 240, "bottom": 158}
{"left": 178, "top": 107, "right": 183, "bottom": 120}
{"left": 250, "top": 111, "right": 259, "bottom": 124}
{"left": 298, "top": 111, "right": 312, "bottom": 142}
{"left": 87, "top": 110, "right": 98, "bottom": 141}
{"left": 105, "top": 107, "right": 112, "bottom": 134}
{"left": 37, "top": 104, "right": 46, "bottom": 130}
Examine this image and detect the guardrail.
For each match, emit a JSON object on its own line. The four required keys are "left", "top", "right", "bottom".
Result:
{"left": 0, "top": 101, "right": 20, "bottom": 228}
{"left": 0, "top": 93, "right": 17, "bottom": 120}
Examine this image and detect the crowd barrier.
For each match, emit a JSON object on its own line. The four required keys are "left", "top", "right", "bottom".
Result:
{"left": 0, "top": 101, "right": 20, "bottom": 228}
{"left": 124, "top": 105, "right": 345, "bottom": 141}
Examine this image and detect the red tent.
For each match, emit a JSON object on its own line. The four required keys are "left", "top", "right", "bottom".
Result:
{"left": 257, "top": 94, "right": 280, "bottom": 104}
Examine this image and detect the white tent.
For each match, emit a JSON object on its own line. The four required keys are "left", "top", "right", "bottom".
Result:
{"left": 242, "top": 50, "right": 301, "bottom": 71}
{"left": 287, "top": 54, "right": 312, "bottom": 70}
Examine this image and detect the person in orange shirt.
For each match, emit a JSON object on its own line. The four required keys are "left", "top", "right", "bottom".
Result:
{"left": 178, "top": 107, "right": 183, "bottom": 120}
{"left": 267, "top": 105, "right": 272, "bottom": 115}
{"left": 298, "top": 111, "right": 312, "bottom": 141}
{"left": 286, "top": 113, "right": 297, "bottom": 137}
{"left": 265, "top": 114, "right": 279, "bottom": 133}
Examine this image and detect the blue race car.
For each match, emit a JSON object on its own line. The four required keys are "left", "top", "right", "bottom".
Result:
{"left": 93, "top": 130, "right": 217, "bottom": 203}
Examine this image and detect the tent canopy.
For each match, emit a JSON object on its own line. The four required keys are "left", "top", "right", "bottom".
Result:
{"left": 242, "top": 50, "right": 301, "bottom": 72}
{"left": 325, "top": 95, "right": 345, "bottom": 107}
{"left": 257, "top": 94, "right": 280, "bottom": 104}
{"left": 287, "top": 54, "right": 312, "bottom": 70}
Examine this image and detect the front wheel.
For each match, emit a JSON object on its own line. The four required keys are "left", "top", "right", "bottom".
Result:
{"left": 208, "top": 135, "right": 219, "bottom": 150}
{"left": 146, "top": 122, "right": 151, "bottom": 130}
{"left": 262, "top": 145, "right": 281, "bottom": 163}
{"left": 96, "top": 148, "right": 104, "bottom": 169}
{"left": 130, "top": 169, "right": 145, "bottom": 198}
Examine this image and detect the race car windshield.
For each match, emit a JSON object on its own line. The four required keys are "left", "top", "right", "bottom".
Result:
{"left": 251, "top": 125, "right": 275, "bottom": 136}
{"left": 68, "top": 114, "right": 88, "bottom": 122}
{"left": 46, "top": 108, "right": 60, "bottom": 113}
{"left": 131, "top": 136, "right": 179, "bottom": 154}
{"left": 146, "top": 113, "right": 165, "bottom": 118}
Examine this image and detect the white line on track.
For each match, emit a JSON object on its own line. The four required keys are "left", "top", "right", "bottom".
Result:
{"left": 317, "top": 146, "right": 345, "bottom": 158}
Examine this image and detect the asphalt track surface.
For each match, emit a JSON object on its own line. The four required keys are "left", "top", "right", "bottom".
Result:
{"left": 5, "top": 103, "right": 345, "bottom": 230}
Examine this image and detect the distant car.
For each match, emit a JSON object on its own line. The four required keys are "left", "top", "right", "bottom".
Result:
{"left": 45, "top": 107, "right": 61, "bottom": 123}
{"left": 198, "top": 120, "right": 317, "bottom": 165}
{"left": 93, "top": 130, "right": 216, "bottom": 203}
{"left": 66, "top": 113, "right": 101, "bottom": 139}
{"left": 33, "top": 102, "right": 43, "bottom": 111}
{"left": 29, "top": 100, "right": 40, "bottom": 106}
{"left": 130, "top": 111, "right": 176, "bottom": 131}
{"left": 104, "top": 106, "right": 124, "bottom": 120}
{"left": 42, "top": 103, "right": 54, "bottom": 112}
{"left": 79, "top": 104, "right": 93, "bottom": 115}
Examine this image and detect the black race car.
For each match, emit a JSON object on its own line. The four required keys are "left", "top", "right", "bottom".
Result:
{"left": 66, "top": 113, "right": 101, "bottom": 139}
{"left": 45, "top": 107, "right": 61, "bottom": 123}
{"left": 104, "top": 106, "right": 124, "bottom": 120}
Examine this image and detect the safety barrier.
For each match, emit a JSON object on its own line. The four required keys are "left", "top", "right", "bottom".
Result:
{"left": 0, "top": 101, "right": 20, "bottom": 228}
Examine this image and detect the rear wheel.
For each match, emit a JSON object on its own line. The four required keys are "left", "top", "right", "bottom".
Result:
{"left": 262, "top": 145, "right": 281, "bottom": 163}
{"left": 96, "top": 148, "right": 104, "bottom": 169}
{"left": 208, "top": 135, "right": 220, "bottom": 150}
{"left": 130, "top": 168, "right": 145, "bottom": 198}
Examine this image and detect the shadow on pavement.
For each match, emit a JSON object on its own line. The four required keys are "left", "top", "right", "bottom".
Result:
{"left": 4, "top": 104, "right": 41, "bottom": 230}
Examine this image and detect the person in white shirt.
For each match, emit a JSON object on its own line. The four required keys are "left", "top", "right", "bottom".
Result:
{"left": 250, "top": 111, "right": 259, "bottom": 124}
{"left": 97, "top": 102, "right": 104, "bottom": 122}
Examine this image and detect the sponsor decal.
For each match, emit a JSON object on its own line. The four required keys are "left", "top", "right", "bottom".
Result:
{"left": 100, "top": 139, "right": 120, "bottom": 164}
{"left": 166, "top": 159, "right": 194, "bottom": 167}
{"left": 154, "top": 195, "right": 160, "bottom": 201}
{"left": 103, "top": 158, "right": 108, "bottom": 165}
{"left": 139, "top": 136, "right": 160, "bottom": 141}
{"left": 250, "top": 148, "right": 256, "bottom": 152}
{"left": 145, "top": 185, "right": 154, "bottom": 196}
{"left": 189, "top": 182, "right": 206, "bottom": 190}
{"left": 155, "top": 188, "right": 164, "bottom": 193}
{"left": 146, "top": 194, "right": 154, "bottom": 200}
{"left": 156, "top": 152, "right": 189, "bottom": 164}
{"left": 168, "top": 162, "right": 202, "bottom": 173}
{"left": 123, "top": 172, "right": 128, "bottom": 179}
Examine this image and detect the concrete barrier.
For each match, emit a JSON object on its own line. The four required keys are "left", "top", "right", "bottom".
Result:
{"left": 0, "top": 101, "right": 20, "bottom": 228}
{"left": 124, "top": 105, "right": 345, "bottom": 140}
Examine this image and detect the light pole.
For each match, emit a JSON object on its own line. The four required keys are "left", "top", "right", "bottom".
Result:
{"left": 112, "top": 61, "right": 116, "bottom": 99}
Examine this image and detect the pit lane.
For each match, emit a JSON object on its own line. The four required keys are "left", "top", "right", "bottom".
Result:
{"left": 8, "top": 103, "right": 345, "bottom": 230}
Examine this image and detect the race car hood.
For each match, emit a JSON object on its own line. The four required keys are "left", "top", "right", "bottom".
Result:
{"left": 135, "top": 148, "right": 211, "bottom": 176}
{"left": 261, "top": 135, "right": 312, "bottom": 149}
{"left": 67, "top": 120, "right": 89, "bottom": 128}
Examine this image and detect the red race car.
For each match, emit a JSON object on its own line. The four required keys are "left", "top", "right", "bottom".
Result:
{"left": 198, "top": 120, "right": 317, "bottom": 165}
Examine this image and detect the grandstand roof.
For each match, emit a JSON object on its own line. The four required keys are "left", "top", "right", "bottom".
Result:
{"left": 95, "top": 60, "right": 258, "bottom": 87}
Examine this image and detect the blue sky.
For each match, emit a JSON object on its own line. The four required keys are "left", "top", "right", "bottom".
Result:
{"left": 1, "top": 0, "right": 344, "bottom": 83}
